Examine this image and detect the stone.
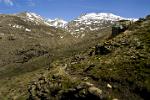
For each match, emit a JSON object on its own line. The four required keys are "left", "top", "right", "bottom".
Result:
{"left": 112, "top": 98, "right": 119, "bottom": 100}
{"left": 107, "top": 84, "right": 112, "bottom": 89}
{"left": 85, "top": 82, "right": 94, "bottom": 87}
{"left": 95, "top": 45, "right": 111, "bottom": 55}
{"left": 88, "top": 86, "right": 102, "bottom": 96}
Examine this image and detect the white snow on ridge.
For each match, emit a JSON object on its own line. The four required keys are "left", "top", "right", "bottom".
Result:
{"left": 25, "top": 28, "right": 31, "bottom": 32}
{"left": 16, "top": 12, "right": 138, "bottom": 30}
{"left": 66, "top": 12, "right": 138, "bottom": 38}
{"left": 47, "top": 18, "right": 68, "bottom": 28}
{"left": 11, "top": 24, "right": 24, "bottom": 29}
{"left": 17, "top": 12, "right": 51, "bottom": 26}
{"left": 75, "top": 13, "right": 138, "bottom": 22}
{"left": 25, "top": 12, "right": 43, "bottom": 21}
{"left": 21, "top": 12, "right": 68, "bottom": 28}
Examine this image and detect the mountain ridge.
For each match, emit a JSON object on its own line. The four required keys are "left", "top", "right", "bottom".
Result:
{"left": 12, "top": 12, "right": 138, "bottom": 28}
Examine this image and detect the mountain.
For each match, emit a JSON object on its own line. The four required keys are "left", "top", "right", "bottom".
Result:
{"left": 16, "top": 12, "right": 51, "bottom": 26}
{"left": 0, "top": 12, "right": 75, "bottom": 67}
{"left": 65, "top": 13, "right": 138, "bottom": 38}
{"left": 16, "top": 12, "right": 68, "bottom": 28}
{"left": 14, "top": 12, "right": 138, "bottom": 39}
{"left": 0, "top": 12, "right": 139, "bottom": 69}
{"left": 1, "top": 11, "right": 146, "bottom": 100}
{"left": 0, "top": 12, "right": 138, "bottom": 69}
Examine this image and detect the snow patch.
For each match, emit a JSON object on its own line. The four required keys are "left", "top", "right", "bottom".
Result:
{"left": 25, "top": 12, "right": 43, "bottom": 21}
{"left": 12, "top": 25, "right": 23, "bottom": 29}
{"left": 47, "top": 18, "right": 68, "bottom": 28}
{"left": 60, "top": 36, "right": 64, "bottom": 39}
{"left": 25, "top": 28, "right": 31, "bottom": 32}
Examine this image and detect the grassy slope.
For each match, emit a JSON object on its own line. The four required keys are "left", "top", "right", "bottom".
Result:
{"left": 70, "top": 18, "right": 150, "bottom": 99}
{"left": 0, "top": 29, "right": 110, "bottom": 99}
{"left": 49, "top": 17, "right": 150, "bottom": 100}
{"left": 13, "top": 18, "right": 149, "bottom": 100}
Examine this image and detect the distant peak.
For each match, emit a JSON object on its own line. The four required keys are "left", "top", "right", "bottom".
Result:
{"left": 76, "top": 12, "right": 138, "bottom": 21}
{"left": 77, "top": 12, "right": 123, "bottom": 21}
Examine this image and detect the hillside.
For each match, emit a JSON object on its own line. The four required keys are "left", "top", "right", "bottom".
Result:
{"left": 0, "top": 12, "right": 149, "bottom": 100}
{"left": 0, "top": 12, "right": 80, "bottom": 80}
{"left": 27, "top": 15, "right": 150, "bottom": 100}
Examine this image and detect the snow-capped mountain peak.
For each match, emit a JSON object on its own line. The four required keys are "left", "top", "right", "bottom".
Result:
{"left": 75, "top": 12, "right": 137, "bottom": 22}
{"left": 66, "top": 12, "right": 138, "bottom": 37}
{"left": 16, "top": 12, "right": 44, "bottom": 21}
{"left": 25, "top": 12, "right": 43, "bottom": 21}
{"left": 15, "top": 12, "right": 68, "bottom": 28}
{"left": 15, "top": 12, "right": 137, "bottom": 30}
{"left": 16, "top": 12, "right": 49, "bottom": 26}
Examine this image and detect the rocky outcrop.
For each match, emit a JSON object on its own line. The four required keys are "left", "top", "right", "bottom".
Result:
{"left": 27, "top": 70, "right": 106, "bottom": 100}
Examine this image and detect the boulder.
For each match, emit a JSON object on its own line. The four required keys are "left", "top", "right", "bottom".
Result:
{"left": 95, "top": 45, "right": 111, "bottom": 55}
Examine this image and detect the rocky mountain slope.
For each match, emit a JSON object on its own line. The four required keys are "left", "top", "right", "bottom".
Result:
{"left": 0, "top": 12, "right": 76, "bottom": 78}
{"left": 27, "top": 15, "right": 150, "bottom": 100}
{"left": 65, "top": 13, "right": 137, "bottom": 38}
{"left": 15, "top": 12, "right": 137, "bottom": 39}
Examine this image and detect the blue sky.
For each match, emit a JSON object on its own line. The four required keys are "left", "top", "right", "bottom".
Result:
{"left": 0, "top": 0, "right": 150, "bottom": 21}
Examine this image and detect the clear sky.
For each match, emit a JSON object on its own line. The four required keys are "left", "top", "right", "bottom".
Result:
{"left": 0, "top": 0, "right": 150, "bottom": 21}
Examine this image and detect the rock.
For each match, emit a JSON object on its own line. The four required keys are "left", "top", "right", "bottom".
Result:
{"left": 76, "top": 85, "right": 83, "bottom": 90}
{"left": 88, "top": 86, "right": 102, "bottom": 96}
{"left": 107, "top": 84, "right": 112, "bottom": 89}
{"left": 84, "top": 82, "right": 94, "bottom": 87}
{"left": 112, "top": 98, "right": 119, "bottom": 100}
{"left": 81, "top": 77, "right": 89, "bottom": 81}
{"left": 70, "top": 61, "right": 78, "bottom": 65}
{"left": 95, "top": 45, "right": 111, "bottom": 55}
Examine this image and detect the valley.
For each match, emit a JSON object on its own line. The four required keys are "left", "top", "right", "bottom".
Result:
{"left": 0, "top": 12, "right": 150, "bottom": 100}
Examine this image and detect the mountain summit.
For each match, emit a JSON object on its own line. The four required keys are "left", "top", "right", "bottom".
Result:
{"left": 16, "top": 12, "right": 68, "bottom": 28}
{"left": 65, "top": 13, "right": 138, "bottom": 38}
{"left": 76, "top": 13, "right": 137, "bottom": 21}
